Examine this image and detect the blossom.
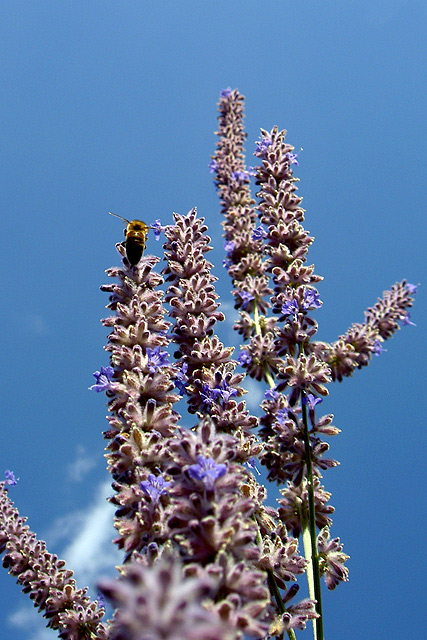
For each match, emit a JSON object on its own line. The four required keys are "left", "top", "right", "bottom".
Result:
{"left": 140, "top": 474, "right": 172, "bottom": 504}
{"left": 281, "top": 298, "right": 300, "bottom": 319}
{"left": 151, "top": 218, "right": 164, "bottom": 241}
{"left": 254, "top": 134, "right": 272, "bottom": 154}
{"left": 252, "top": 225, "right": 268, "bottom": 241}
{"left": 231, "top": 169, "right": 249, "bottom": 182}
{"left": 146, "top": 346, "right": 170, "bottom": 372}
{"left": 401, "top": 312, "right": 416, "bottom": 326}
{"left": 88, "top": 366, "right": 115, "bottom": 392}
{"left": 317, "top": 527, "right": 349, "bottom": 590}
{"left": 4, "top": 470, "right": 18, "bottom": 486}
{"left": 406, "top": 283, "right": 418, "bottom": 294}
{"left": 239, "top": 290, "right": 255, "bottom": 309}
{"left": 372, "top": 339, "right": 387, "bottom": 356}
{"left": 187, "top": 455, "right": 227, "bottom": 490}
{"left": 174, "top": 362, "right": 188, "bottom": 395}
{"left": 303, "top": 288, "right": 322, "bottom": 311}
{"left": 238, "top": 350, "right": 252, "bottom": 366}
{"left": 285, "top": 151, "right": 300, "bottom": 166}
{"left": 224, "top": 240, "right": 235, "bottom": 253}
{"left": 303, "top": 394, "right": 323, "bottom": 410}
{"left": 276, "top": 407, "right": 289, "bottom": 423}
{"left": 264, "top": 388, "right": 279, "bottom": 401}
{"left": 208, "top": 158, "right": 218, "bottom": 173}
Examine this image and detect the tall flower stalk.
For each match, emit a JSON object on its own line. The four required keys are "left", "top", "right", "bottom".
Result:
{"left": 0, "top": 90, "right": 416, "bottom": 640}
{"left": 211, "top": 88, "right": 416, "bottom": 639}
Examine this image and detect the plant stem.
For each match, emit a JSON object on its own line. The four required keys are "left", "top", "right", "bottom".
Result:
{"left": 301, "top": 393, "right": 324, "bottom": 640}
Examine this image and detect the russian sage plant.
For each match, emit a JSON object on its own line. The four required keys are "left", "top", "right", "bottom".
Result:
{"left": 0, "top": 89, "right": 416, "bottom": 640}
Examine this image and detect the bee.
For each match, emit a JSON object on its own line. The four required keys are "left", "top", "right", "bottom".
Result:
{"left": 109, "top": 212, "right": 150, "bottom": 266}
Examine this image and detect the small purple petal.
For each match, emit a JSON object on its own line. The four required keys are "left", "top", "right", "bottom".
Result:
{"left": 140, "top": 474, "right": 172, "bottom": 504}
{"left": 146, "top": 346, "right": 170, "bottom": 373}
{"left": 151, "top": 219, "right": 164, "bottom": 241}
{"left": 264, "top": 388, "right": 279, "bottom": 401}
{"left": 401, "top": 312, "right": 416, "bottom": 326}
{"left": 89, "top": 366, "right": 115, "bottom": 392}
{"left": 187, "top": 456, "right": 227, "bottom": 490}
{"left": 303, "top": 394, "right": 323, "bottom": 410}
{"left": 4, "top": 470, "right": 18, "bottom": 486}
{"left": 238, "top": 350, "right": 252, "bottom": 366}
{"left": 285, "top": 152, "right": 299, "bottom": 166}
{"left": 252, "top": 225, "right": 268, "bottom": 241}
{"left": 209, "top": 159, "right": 218, "bottom": 173}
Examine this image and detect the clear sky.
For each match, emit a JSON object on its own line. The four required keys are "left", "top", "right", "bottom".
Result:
{"left": 0, "top": 2, "right": 425, "bottom": 639}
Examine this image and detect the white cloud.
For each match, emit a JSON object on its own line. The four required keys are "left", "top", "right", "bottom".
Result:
{"left": 59, "top": 480, "right": 121, "bottom": 588}
{"left": 25, "top": 313, "right": 48, "bottom": 336}
{"left": 66, "top": 445, "right": 98, "bottom": 482}
{"left": 240, "top": 376, "right": 264, "bottom": 412}
{"left": 7, "top": 479, "right": 121, "bottom": 640}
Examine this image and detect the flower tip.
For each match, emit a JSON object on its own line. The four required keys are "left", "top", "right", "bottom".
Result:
{"left": 4, "top": 470, "right": 18, "bottom": 486}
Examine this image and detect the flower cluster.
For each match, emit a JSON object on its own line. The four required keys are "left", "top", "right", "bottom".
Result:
{"left": 0, "top": 89, "right": 416, "bottom": 640}
{"left": 0, "top": 481, "right": 106, "bottom": 639}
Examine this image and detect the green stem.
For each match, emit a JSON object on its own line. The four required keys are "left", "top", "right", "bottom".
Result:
{"left": 301, "top": 394, "right": 324, "bottom": 640}
{"left": 256, "top": 530, "right": 296, "bottom": 640}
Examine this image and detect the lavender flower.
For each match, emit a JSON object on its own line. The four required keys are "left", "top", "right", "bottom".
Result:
{"left": 4, "top": 470, "right": 18, "bottom": 486}
{"left": 0, "top": 482, "right": 107, "bottom": 639}
{"left": 98, "top": 555, "right": 234, "bottom": 640}
{"left": 151, "top": 218, "right": 165, "bottom": 241}
{"left": 88, "top": 365, "right": 115, "bottom": 392}
{"left": 1, "top": 88, "right": 416, "bottom": 640}
{"left": 252, "top": 225, "right": 268, "bottom": 241}
{"left": 187, "top": 455, "right": 227, "bottom": 490}
{"left": 140, "top": 473, "right": 172, "bottom": 504}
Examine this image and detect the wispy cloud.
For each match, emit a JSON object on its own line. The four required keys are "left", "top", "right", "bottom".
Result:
{"left": 7, "top": 479, "right": 121, "bottom": 640}
{"left": 25, "top": 313, "right": 48, "bottom": 336}
{"left": 66, "top": 445, "right": 98, "bottom": 482}
{"left": 241, "top": 376, "right": 264, "bottom": 412}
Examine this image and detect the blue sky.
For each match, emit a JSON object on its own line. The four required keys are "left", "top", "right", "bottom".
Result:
{"left": 0, "top": 2, "right": 425, "bottom": 639}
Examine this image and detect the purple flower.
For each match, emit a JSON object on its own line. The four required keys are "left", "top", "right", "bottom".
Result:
{"left": 255, "top": 135, "right": 272, "bottom": 154}
{"left": 209, "top": 158, "right": 218, "bottom": 173}
{"left": 240, "top": 290, "right": 255, "bottom": 309}
{"left": 88, "top": 366, "right": 115, "bottom": 392}
{"left": 4, "top": 470, "right": 18, "bottom": 486}
{"left": 200, "top": 383, "right": 221, "bottom": 406}
{"left": 246, "top": 457, "right": 261, "bottom": 475}
{"left": 96, "top": 592, "right": 106, "bottom": 610}
{"left": 238, "top": 350, "right": 252, "bottom": 366}
{"left": 220, "top": 88, "right": 232, "bottom": 98}
{"left": 187, "top": 455, "right": 227, "bottom": 490}
{"left": 285, "top": 151, "right": 299, "bottom": 166}
{"left": 175, "top": 362, "right": 188, "bottom": 395}
{"left": 200, "top": 379, "right": 238, "bottom": 406}
{"left": 151, "top": 219, "right": 164, "bottom": 241}
{"left": 405, "top": 283, "right": 418, "bottom": 294}
{"left": 372, "top": 339, "right": 387, "bottom": 356}
{"left": 401, "top": 312, "right": 416, "bottom": 326}
{"left": 252, "top": 225, "right": 268, "bottom": 241}
{"left": 140, "top": 473, "right": 172, "bottom": 504}
{"left": 231, "top": 170, "right": 249, "bottom": 183}
{"left": 303, "top": 289, "right": 322, "bottom": 311}
{"left": 303, "top": 394, "right": 323, "bottom": 410}
{"left": 281, "top": 299, "right": 299, "bottom": 319}
{"left": 264, "top": 388, "right": 279, "bottom": 401}
{"left": 216, "top": 380, "right": 238, "bottom": 403}
{"left": 277, "top": 407, "right": 289, "bottom": 423}
{"left": 224, "top": 240, "right": 235, "bottom": 253}
{"left": 146, "top": 346, "right": 170, "bottom": 373}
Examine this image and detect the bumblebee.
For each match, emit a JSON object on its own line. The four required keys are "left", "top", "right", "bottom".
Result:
{"left": 109, "top": 212, "right": 150, "bottom": 266}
